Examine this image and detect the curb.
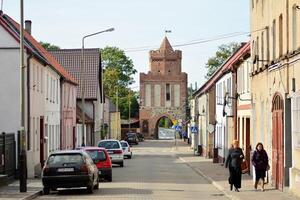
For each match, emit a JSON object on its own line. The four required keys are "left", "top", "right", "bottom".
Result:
{"left": 177, "top": 155, "right": 241, "bottom": 200}
{"left": 21, "top": 190, "right": 42, "bottom": 200}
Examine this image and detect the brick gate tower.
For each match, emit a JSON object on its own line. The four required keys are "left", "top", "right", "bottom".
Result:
{"left": 139, "top": 37, "right": 188, "bottom": 139}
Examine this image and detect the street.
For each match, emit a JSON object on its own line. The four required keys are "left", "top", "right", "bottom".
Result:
{"left": 36, "top": 140, "right": 227, "bottom": 200}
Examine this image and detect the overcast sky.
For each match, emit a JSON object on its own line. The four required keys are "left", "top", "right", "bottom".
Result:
{"left": 2, "top": 0, "right": 250, "bottom": 90}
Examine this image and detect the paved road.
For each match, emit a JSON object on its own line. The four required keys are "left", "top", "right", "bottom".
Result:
{"left": 37, "top": 140, "right": 227, "bottom": 200}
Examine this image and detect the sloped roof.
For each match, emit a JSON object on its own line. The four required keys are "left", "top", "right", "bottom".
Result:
{"left": 193, "top": 42, "right": 250, "bottom": 97}
{"left": 159, "top": 37, "right": 174, "bottom": 52}
{"left": 0, "top": 13, "right": 77, "bottom": 85}
{"left": 50, "top": 49, "right": 101, "bottom": 99}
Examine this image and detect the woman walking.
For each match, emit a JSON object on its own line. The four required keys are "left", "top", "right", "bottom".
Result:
{"left": 225, "top": 140, "right": 244, "bottom": 192}
{"left": 252, "top": 143, "right": 269, "bottom": 191}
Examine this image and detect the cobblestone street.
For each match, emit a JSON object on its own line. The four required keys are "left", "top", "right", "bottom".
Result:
{"left": 36, "top": 140, "right": 227, "bottom": 200}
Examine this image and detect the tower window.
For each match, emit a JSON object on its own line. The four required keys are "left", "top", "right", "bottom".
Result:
{"left": 166, "top": 83, "right": 171, "bottom": 101}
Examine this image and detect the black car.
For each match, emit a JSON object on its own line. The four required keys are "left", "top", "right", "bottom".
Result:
{"left": 125, "top": 132, "right": 139, "bottom": 145}
{"left": 136, "top": 132, "right": 144, "bottom": 142}
{"left": 42, "top": 150, "right": 99, "bottom": 195}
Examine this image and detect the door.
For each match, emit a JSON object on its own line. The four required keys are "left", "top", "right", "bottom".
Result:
{"left": 40, "top": 117, "right": 45, "bottom": 167}
{"left": 272, "top": 94, "right": 284, "bottom": 190}
{"left": 245, "top": 118, "right": 251, "bottom": 170}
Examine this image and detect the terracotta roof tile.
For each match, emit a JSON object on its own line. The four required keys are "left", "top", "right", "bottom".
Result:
{"left": 50, "top": 49, "right": 100, "bottom": 99}
{"left": 0, "top": 13, "right": 77, "bottom": 85}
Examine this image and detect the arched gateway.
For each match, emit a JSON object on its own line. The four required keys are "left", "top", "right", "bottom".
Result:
{"left": 139, "top": 37, "right": 188, "bottom": 139}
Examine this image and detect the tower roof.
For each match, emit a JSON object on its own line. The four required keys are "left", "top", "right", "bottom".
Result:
{"left": 159, "top": 37, "right": 174, "bottom": 51}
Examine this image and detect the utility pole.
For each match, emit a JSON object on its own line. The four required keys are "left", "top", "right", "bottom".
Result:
{"left": 128, "top": 92, "right": 131, "bottom": 132}
{"left": 116, "top": 87, "right": 119, "bottom": 112}
{"left": 19, "top": 0, "right": 27, "bottom": 192}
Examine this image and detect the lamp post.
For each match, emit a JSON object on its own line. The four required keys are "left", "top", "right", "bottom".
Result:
{"left": 81, "top": 28, "right": 114, "bottom": 146}
{"left": 19, "top": 0, "right": 27, "bottom": 192}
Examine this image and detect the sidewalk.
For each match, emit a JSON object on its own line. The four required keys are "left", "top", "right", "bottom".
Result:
{"left": 0, "top": 179, "right": 42, "bottom": 200}
{"left": 174, "top": 140, "right": 300, "bottom": 200}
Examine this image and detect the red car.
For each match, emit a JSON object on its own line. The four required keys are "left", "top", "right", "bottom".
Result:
{"left": 80, "top": 147, "right": 112, "bottom": 182}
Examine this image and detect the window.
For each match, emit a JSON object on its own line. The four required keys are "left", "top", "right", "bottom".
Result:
{"left": 273, "top": 19, "right": 276, "bottom": 60}
{"left": 33, "top": 65, "right": 35, "bottom": 91}
{"left": 56, "top": 79, "right": 59, "bottom": 104}
{"left": 256, "top": 36, "right": 259, "bottom": 71}
{"left": 37, "top": 67, "right": 39, "bottom": 92}
{"left": 46, "top": 74, "right": 49, "bottom": 100}
{"left": 174, "top": 84, "right": 180, "bottom": 107}
{"left": 41, "top": 68, "right": 43, "bottom": 93}
{"left": 266, "top": 26, "right": 270, "bottom": 61}
{"left": 292, "top": 94, "right": 300, "bottom": 148}
{"left": 261, "top": 32, "right": 264, "bottom": 68}
{"left": 293, "top": 6, "right": 298, "bottom": 50}
{"left": 166, "top": 83, "right": 171, "bottom": 101}
{"left": 279, "top": 14, "right": 283, "bottom": 56}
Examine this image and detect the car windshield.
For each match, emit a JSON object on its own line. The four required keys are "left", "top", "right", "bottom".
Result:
{"left": 86, "top": 150, "right": 106, "bottom": 161}
{"left": 98, "top": 141, "right": 120, "bottom": 149}
{"left": 127, "top": 133, "right": 135, "bottom": 137}
{"left": 121, "top": 142, "right": 128, "bottom": 147}
{"left": 47, "top": 154, "right": 83, "bottom": 166}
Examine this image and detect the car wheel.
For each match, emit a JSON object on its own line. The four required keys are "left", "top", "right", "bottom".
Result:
{"left": 120, "top": 161, "right": 124, "bottom": 167}
{"left": 94, "top": 178, "right": 99, "bottom": 190}
{"left": 128, "top": 155, "right": 132, "bottom": 159}
{"left": 107, "top": 174, "right": 112, "bottom": 182}
{"left": 43, "top": 187, "right": 50, "bottom": 195}
{"left": 87, "top": 184, "right": 93, "bottom": 194}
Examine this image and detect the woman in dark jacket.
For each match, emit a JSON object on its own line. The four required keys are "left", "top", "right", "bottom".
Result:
{"left": 225, "top": 140, "right": 244, "bottom": 192}
{"left": 252, "top": 143, "right": 269, "bottom": 191}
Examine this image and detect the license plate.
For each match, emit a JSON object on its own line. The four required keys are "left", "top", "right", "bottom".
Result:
{"left": 57, "top": 168, "right": 74, "bottom": 172}
{"left": 108, "top": 151, "right": 114, "bottom": 154}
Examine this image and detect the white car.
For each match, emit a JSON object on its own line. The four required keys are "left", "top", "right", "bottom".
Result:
{"left": 98, "top": 140, "right": 124, "bottom": 167}
{"left": 120, "top": 140, "right": 132, "bottom": 159}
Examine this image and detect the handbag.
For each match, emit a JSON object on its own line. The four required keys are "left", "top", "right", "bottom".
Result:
{"left": 264, "top": 170, "right": 269, "bottom": 184}
{"left": 241, "top": 160, "right": 249, "bottom": 174}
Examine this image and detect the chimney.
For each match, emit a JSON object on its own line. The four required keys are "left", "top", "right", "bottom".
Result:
{"left": 25, "top": 20, "right": 31, "bottom": 35}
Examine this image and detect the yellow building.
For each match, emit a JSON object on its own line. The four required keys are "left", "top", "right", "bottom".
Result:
{"left": 251, "top": 0, "right": 300, "bottom": 195}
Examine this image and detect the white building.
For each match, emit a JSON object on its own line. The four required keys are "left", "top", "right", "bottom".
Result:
{"left": 215, "top": 72, "right": 233, "bottom": 163}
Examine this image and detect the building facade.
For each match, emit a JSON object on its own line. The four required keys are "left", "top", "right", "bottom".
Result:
{"left": 139, "top": 37, "right": 188, "bottom": 139}
{"left": 250, "top": 0, "right": 300, "bottom": 193}
{"left": 0, "top": 13, "right": 77, "bottom": 177}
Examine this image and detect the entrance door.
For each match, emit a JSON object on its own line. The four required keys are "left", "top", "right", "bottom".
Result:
{"left": 272, "top": 94, "right": 284, "bottom": 190}
{"left": 40, "top": 117, "right": 45, "bottom": 167}
{"left": 245, "top": 118, "right": 251, "bottom": 170}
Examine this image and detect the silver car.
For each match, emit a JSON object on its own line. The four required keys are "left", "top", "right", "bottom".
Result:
{"left": 98, "top": 140, "right": 124, "bottom": 167}
{"left": 120, "top": 140, "right": 132, "bottom": 159}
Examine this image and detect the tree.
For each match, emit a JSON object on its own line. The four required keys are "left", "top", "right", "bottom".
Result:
{"left": 101, "top": 46, "right": 138, "bottom": 119}
{"left": 40, "top": 41, "right": 60, "bottom": 51}
{"left": 101, "top": 46, "right": 137, "bottom": 87}
{"left": 205, "top": 42, "right": 240, "bottom": 79}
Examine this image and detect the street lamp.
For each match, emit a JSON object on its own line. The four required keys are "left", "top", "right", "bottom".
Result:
{"left": 19, "top": 0, "right": 27, "bottom": 192}
{"left": 81, "top": 28, "right": 114, "bottom": 146}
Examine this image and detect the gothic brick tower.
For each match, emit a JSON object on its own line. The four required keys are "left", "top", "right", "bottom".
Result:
{"left": 139, "top": 37, "right": 188, "bottom": 139}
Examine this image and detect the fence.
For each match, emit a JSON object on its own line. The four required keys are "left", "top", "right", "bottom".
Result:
{"left": 0, "top": 132, "right": 16, "bottom": 177}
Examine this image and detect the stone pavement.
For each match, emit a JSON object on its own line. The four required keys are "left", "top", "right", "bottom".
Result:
{"left": 174, "top": 140, "right": 300, "bottom": 200}
{"left": 0, "top": 179, "right": 42, "bottom": 200}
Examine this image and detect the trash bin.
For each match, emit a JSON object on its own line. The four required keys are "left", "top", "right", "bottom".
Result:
{"left": 197, "top": 145, "right": 203, "bottom": 156}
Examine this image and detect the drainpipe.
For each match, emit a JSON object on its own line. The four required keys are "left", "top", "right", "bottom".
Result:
{"left": 206, "top": 92, "right": 209, "bottom": 158}
{"left": 26, "top": 54, "right": 32, "bottom": 152}
{"left": 60, "top": 79, "right": 63, "bottom": 150}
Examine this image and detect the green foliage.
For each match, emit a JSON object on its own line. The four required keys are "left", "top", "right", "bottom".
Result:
{"left": 205, "top": 42, "right": 240, "bottom": 79}
{"left": 158, "top": 118, "right": 172, "bottom": 128}
{"left": 39, "top": 41, "right": 60, "bottom": 51}
{"left": 101, "top": 46, "right": 138, "bottom": 119}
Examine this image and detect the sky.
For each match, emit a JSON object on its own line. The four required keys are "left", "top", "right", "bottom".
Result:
{"left": 1, "top": 0, "right": 250, "bottom": 90}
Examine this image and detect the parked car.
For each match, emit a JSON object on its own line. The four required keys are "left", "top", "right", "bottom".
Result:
{"left": 80, "top": 147, "right": 113, "bottom": 182}
{"left": 98, "top": 140, "right": 124, "bottom": 167}
{"left": 125, "top": 132, "right": 139, "bottom": 145}
{"left": 42, "top": 150, "right": 99, "bottom": 195}
{"left": 120, "top": 140, "right": 132, "bottom": 159}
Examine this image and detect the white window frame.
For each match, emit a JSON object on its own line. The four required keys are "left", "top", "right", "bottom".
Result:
{"left": 292, "top": 93, "right": 300, "bottom": 149}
